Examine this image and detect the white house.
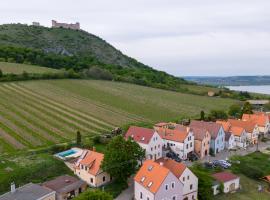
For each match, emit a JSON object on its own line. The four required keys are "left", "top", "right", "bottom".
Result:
{"left": 157, "top": 127, "right": 194, "bottom": 160}
{"left": 74, "top": 150, "right": 111, "bottom": 187}
{"left": 134, "top": 160, "right": 184, "bottom": 200}
{"left": 242, "top": 112, "right": 270, "bottom": 135}
{"left": 134, "top": 158, "right": 198, "bottom": 200}
{"left": 224, "top": 132, "right": 235, "bottom": 150}
{"left": 212, "top": 172, "right": 240, "bottom": 195}
{"left": 156, "top": 158, "right": 198, "bottom": 200}
{"left": 125, "top": 126, "right": 163, "bottom": 161}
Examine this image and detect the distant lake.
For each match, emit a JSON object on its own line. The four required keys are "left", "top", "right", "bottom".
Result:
{"left": 227, "top": 85, "right": 270, "bottom": 95}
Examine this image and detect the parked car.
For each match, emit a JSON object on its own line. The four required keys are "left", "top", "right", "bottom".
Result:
{"left": 204, "top": 162, "right": 214, "bottom": 169}
{"left": 188, "top": 153, "right": 199, "bottom": 162}
{"left": 212, "top": 160, "right": 231, "bottom": 169}
{"left": 166, "top": 152, "right": 182, "bottom": 162}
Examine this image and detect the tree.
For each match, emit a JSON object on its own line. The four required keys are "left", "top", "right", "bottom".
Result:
{"left": 200, "top": 110, "right": 205, "bottom": 121}
{"left": 242, "top": 102, "right": 253, "bottom": 115}
{"left": 0, "top": 69, "right": 2, "bottom": 78}
{"left": 208, "top": 110, "right": 228, "bottom": 121}
{"left": 191, "top": 164, "right": 214, "bottom": 200}
{"left": 101, "top": 135, "right": 145, "bottom": 184}
{"left": 74, "top": 189, "right": 113, "bottom": 200}
{"left": 228, "top": 104, "right": 242, "bottom": 118}
{"left": 76, "top": 131, "right": 82, "bottom": 146}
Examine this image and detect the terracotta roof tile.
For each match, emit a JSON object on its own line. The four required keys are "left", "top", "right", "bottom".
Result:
{"left": 125, "top": 126, "right": 155, "bottom": 144}
{"left": 228, "top": 119, "right": 256, "bottom": 133}
{"left": 242, "top": 113, "right": 269, "bottom": 127}
{"left": 191, "top": 127, "right": 208, "bottom": 141}
{"left": 77, "top": 150, "right": 104, "bottom": 176}
{"left": 155, "top": 158, "right": 186, "bottom": 178}
{"left": 190, "top": 121, "right": 222, "bottom": 139}
{"left": 212, "top": 172, "right": 239, "bottom": 183}
{"left": 134, "top": 160, "right": 169, "bottom": 194}
{"left": 157, "top": 128, "right": 189, "bottom": 143}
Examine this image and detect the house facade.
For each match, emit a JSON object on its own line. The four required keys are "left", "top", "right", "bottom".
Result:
{"left": 212, "top": 172, "right": 240, "bottom": 195}
{"left": 224, "top": 132, "right": 235, "bottom": 150}
{"left": 125, "top": 126, "right": 163, "bottom": 160}
{"left": 74, "top": 150, "right": 111, "bottom": 187}
{"left": 228, "top": 119, "right": 259, "bottom": 145}
{"left": 242, "top": 113, "right": 270, "bottom": 135}
{"left": 190, "top": 121, "right": 225, "bottom": 155}
{"left": 134, "top": 160, "right": 184, "bottom": 200}
{"left": 192, "top": 127, "right": 211, "bottom": 159}
{"left": 157, "top": 128, "right": 194, "bottom": 160}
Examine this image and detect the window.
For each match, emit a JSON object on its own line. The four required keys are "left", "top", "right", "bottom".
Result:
{"left": 148, "top": 165, "right": 153, "bottom": 171}
{"left": 85, "top": 166, "right": 87, "bottom": 171}
{"left": 141, "top": 177, "right": 145, "bottom": 182}
{"left": 183, "top": 177, "right": 185, "bottom": 182}
{"left": 172, "top": 196, "right": 176, "bottom": 200}
{"left": 158, "top": 144, "right": 160, "bottom": 148}
{"left": 165, "top": 184, "right": 169, "bottom": 190}
{"left": 187, "top": 176, "right": 190, "bottom": 180}
{"left": 190, "top": 184, "right": 193, "bottom": 190}
{"left": 90, "top": 178, "right": 93, "bottom": 183}
{"left": 190, "top": 142, "right": 192, "bottom": 147}
{"left": 172, "top": 182, "right": 175, "bottom": 188}
{"left": 81, "top": 165, "right": 83, "bottom": 169}
{"left": 151, "top": 147, "right": 153, "bottom": 151}
{"left": 155, "top": 146, "right": 156, "bottom": 150}
{"left": 147, "top": 197, "right": 150, "bottom": 200}
{"left": 148, "top": 182, "right": 153, "bottom": 188}
{"left": 186, "top": 144, "right": 188, "bottom": 148}
{"left": 140, "top": 192, "right": 143, "bottom": 199}
{"left": 103, "top": 176, "right": 106, "bottom": 182}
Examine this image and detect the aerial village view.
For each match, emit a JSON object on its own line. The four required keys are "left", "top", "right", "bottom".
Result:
{"left": 0, "top": 1, "right": 270, "bottom": 200}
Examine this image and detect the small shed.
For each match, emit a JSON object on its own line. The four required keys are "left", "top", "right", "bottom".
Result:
{"left": 212, "top": 172, "right": 240, "bottom": 195}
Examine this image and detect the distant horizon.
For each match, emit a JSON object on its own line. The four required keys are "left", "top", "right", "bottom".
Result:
{"left": 1, "top": 0, "right": 270, "bottom": 76}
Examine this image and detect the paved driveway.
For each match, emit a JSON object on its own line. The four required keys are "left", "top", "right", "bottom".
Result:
{"left": 115, "top": 179, "right": 134, "bottom": 200}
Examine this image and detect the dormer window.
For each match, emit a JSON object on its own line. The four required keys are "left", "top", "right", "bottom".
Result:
{"left": 147, "top": 182, "right": 153, "bottom": 188}
{"left": 141, "top": 176, "right": 145, "bottom": 182}
{"left": 131, "top": 134, "right": 134, "bottom": 138}
{"left": 141, "top": 137, "right": 145, "bottom": 141}
{"left": 148, "top": 165, "right": 153, "bottom": 171}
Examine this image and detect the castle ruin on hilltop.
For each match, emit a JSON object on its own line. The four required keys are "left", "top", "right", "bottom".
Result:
{"left": 51, "top": 20, "right": 80, "bottom": 30}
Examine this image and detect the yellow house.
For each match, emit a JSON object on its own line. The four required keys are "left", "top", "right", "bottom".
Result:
{"left": 74, "top": 150, "right": 111, "bottom": 187}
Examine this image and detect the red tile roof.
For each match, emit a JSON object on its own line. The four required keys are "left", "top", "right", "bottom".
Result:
{"left": 242, "top": 113, "right": 269, "bottom": 127}
{"left": 125, "top": 126, "right": 155, "bottom": 144}
{"left": 134, "top": 160, "right": 169, "bottom": 194}
{"left": 155, "top": 158, "right": 186, "bottom": 178}
{"left": 212, "top": 172, "right": 239, "bottom": 183}
{"left": 228, "top": 119, "right": 256, "bottom": 133}
{"left": 190, "top": 120, "right": 222, "bottom": 139}
{"left": 157, "top": 128, "right": 189, "bottom": 143}
{"left": 76, "top": 150, "right": 104, "bottom": 176}
{"left": 191, "top": 127, "right": 208, "bottom": 141}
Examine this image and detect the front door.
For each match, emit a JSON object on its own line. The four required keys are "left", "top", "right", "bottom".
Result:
{"left": 229, "top": 183, "right": 235, "bottom": 191}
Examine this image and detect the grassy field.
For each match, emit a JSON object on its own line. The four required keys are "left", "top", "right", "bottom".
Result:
{"left": 0, "top": 151, "right": 73, "bottom": 194}
{"left": 0, "top": 79, "right": 237, "bottom": 153}
{"left": 0, "top": 62, "right": 59, "bottom": 74}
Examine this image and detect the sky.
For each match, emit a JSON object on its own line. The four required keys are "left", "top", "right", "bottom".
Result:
{"left": 0, "top": 0, "right": 270, "bottom": 76}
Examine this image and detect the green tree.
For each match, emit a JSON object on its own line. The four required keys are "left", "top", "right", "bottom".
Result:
{"left": 242, "top": 102, "right": 253, "bottom": 115}
{"left": 101, "top": 135, "right": 145, "bottom": 184}
{"left": 228, "top": 104, "right": 242, "bottom": 118}
{"left": 76, "top": 131, "right": 82, "bottom": 146}
{"left": 208, "top": 110, "right": 228, "bottom": 121}
{"left": 0, "top": 69, "right": 2, "bottom": 78}
{"left": 200, "top": 110, "right": 205, "bottom": 120}
{"left": 191, "top": 164, "right": 214, "bottom": 200}
{"left": 74, "top": 189, "right": 113, "bottom": 200}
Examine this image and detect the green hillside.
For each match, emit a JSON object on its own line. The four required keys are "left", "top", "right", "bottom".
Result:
{"left": 0, "top": 24, "right": 193, "bottom": 93}
{"left": 0, "top": 79, "right": 237, "bottom": 153}
{"left": 0, "top": 62, "right": 59, "bottom": 74}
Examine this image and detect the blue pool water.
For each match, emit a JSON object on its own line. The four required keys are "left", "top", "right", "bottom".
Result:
{"left": 57, "top": 149, "right": 77, "bottom": 157}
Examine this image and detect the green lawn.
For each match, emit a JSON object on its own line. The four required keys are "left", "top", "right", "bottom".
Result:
{"left": 0, "top": 62, "right": 60, "bottom": 74}
{"left": 0, "top": 151, "right": 73, "bottom": 194}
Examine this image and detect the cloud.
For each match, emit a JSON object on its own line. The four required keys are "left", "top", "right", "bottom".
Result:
{"left": 0, "top": 0, "right": 270, "bottom": 76}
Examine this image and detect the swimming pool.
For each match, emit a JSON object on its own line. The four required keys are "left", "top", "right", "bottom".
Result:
{"left": 57, "top": 149, "right": 78, "bottom": 158}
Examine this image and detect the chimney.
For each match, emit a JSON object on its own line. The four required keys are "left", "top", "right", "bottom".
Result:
{"left": 92, "top": 146, "right": 96, "bottom": 152}
{"left": 10, "top": 182, "right": 16, "bottom": 193}
{"left": 159, "top": 162, "right": 164, "bottom": 166}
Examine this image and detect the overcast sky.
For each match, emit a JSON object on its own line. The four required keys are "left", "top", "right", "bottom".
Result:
{"left": 1, "top": 0, "right": 270, "bottom": 76}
